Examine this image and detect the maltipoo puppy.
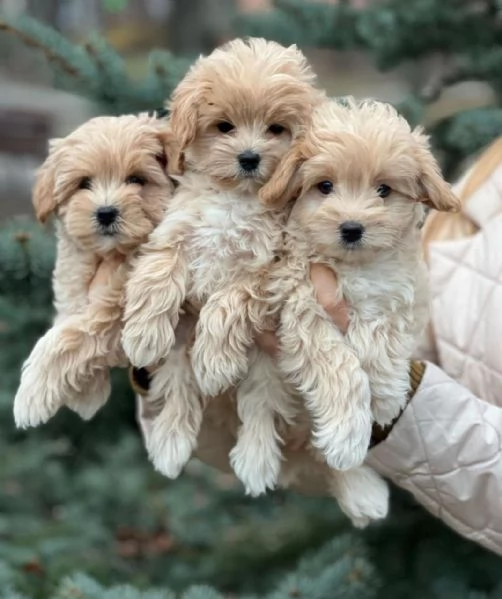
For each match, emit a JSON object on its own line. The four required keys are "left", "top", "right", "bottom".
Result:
{"left": 260, "top": 97, "right": 460, "bottom": 475}
{"left": 14, "top": 114, "right": 174, "bottom": 428}
{"left": 122, "top": 37, "right": 324, "bottom": 492}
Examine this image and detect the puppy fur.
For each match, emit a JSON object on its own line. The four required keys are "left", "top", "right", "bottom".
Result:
{"left": 14, "top": 114, "right": 174, "bottom": 428}
{"left": 122, "top": 37, "right": 324, "bottom": 492}
{"left": 257, "top": 96, "right": 459, "bottom": 523}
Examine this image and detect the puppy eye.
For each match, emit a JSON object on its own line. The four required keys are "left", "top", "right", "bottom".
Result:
{"left": 216, "top": 121, "right": 235, "bottom": 134}
{"left": 268, "top": 124, "right": 286, "bottom": 135}
{"left": 377, "top": 184, "right": 391, "bottom": 198}
{"left": 78, "top": 177, "right": 92, "bottom": 190}
{"left": 126, "top": 175, "right": 147, "bottom": 186}
{"left": 317, "top": 181, "right": 333, "bottom": 195}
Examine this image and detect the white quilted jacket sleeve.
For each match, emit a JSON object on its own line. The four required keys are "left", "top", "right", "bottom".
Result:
{"left": 367, "top": 362, "right": 502, "bottom": 555}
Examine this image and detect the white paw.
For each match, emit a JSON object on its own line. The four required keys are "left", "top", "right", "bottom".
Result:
{"left": 314, "top": 413, "right": 372, "bottom": 471}
{"left": 332, "top": 466, "right": 389, "bottom": 529}
{"left": 192, "top": 342, "right": 247, "bottom": 397}
{"left": 230, "top": 433, "right": 282, "bottom": 497}
{"left": 14, "top": 378, "right": 62, "bottom": 428}
{"left": 122, "top": 320, "right": 175, "bottom": 369}
{"left": 147, "top": 422, "right": 197, "bottom": 479}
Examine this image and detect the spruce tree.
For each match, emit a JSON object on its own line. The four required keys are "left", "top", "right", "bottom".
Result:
{"left": 1, "top": 2, "right": 502, "bottom": 597}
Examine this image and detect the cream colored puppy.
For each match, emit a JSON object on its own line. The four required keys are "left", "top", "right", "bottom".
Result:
{"left": 14, "top": 115, "right": 174, "bottom": 428}
{"left": 260, "top": 97, "right": 460, "bottom": 473}
{"left": 122, "top": 37, "right": 323, "bottom": 492}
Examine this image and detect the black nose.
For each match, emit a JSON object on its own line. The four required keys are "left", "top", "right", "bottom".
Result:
{"left": 238, "top": 150, "right": 261, "bottom": 172}
{"left": 340, "top": 221, "right": 364, "bottom": 244}
{"left": 96, "top": 206, "right": 118, "bottom": 226}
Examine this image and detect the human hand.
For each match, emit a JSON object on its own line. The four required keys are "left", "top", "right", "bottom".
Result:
{"left": 255, "top": 262, "right": 350, "bottom": 357}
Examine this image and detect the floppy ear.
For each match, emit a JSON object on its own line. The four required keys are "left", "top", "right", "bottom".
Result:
{"left": 259, "top": 147, "right": 305, "bottom": 208}
{"left": 32, "top": 138, "right": 63, "bottom": 224}
{"left": 413, "top": 128, "right": 461, "bottom": 213}
{"left": 155, "top": 125, "right": 180, "bottom": 174}
{"left": 167, "top": 76, "right": 206, "bottom": 175}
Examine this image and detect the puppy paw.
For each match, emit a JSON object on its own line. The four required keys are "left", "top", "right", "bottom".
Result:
{"left": 191, "top": 339, "right": 248, "bottom": 397}
{"left": 147, "top": 426, "right": 196, "bottom": 479}
{"left": 314, "top": 411, "right": 372, "bottom": 471}
{"left": 230, "top": 431, "right": 282, "bottom": 497}
{"left": 14, "top": 378, "right": 62, "bottom": 428}
{"left": 331, "top": 466, "right": 389, "bottom": 529}
{"left": 122, "top": 318, "right": 175, "bottom": 368}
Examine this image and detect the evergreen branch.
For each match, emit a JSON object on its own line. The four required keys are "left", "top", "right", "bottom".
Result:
{"left": 0, "top": 16, "right": 95, "bottom": 84}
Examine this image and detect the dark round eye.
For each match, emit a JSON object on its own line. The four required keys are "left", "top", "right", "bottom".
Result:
{"left": 216, "top": 121, "right": 235, "bottom": 133}
{"left": 125, "top": 175, "right": 147, "bottom": 186}
{"left": 317, "top": 180, "right": 333, "bottom": 195}
{"left": 78, "top": 177, "right": 92, "bottom": 190}
{"left": 268, "top": 124, "right": 285, "bottom": 135}
{"left": 377, "top": 184, "right": 391, "bottom": 198}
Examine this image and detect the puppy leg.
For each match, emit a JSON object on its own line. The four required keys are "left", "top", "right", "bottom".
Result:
{"left": 122, "top": 221, "right": 190, "bottom": 369}
{"left": 328, "top": 465, "right": 389, "bottom": 528}
{"left": 14, "top": 315, "right": 100, "bottom": 427}
{"left": 347, "top": 323, "right": 411, "bottom": 426}
{"left": 192, "top": 283, "right": 266, "bottom": 396}
{"left": 63, "top": 261, "right": 126, "bottom": 419}
{"left": 230, "top": 348, "right": 296, "bottom": 496}
{"left": 279, "top": 284, "right": 372, "bottom": 471}
{"left": 146, "top": 346, "right": 203, "bottom": 478}
{"left": 64, "top": 368, "right": 112, "bottom": 420}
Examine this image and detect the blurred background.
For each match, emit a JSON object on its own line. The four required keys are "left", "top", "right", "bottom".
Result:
{"left": 1, "top": 1, "right": 501, "bottom": 598}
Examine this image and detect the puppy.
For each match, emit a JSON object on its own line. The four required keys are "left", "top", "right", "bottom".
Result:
{"left": 14, "top": 114, "right": 174, "bottom": 428}
{"left": 258, "top": 97, "right": 460, "bottom": 512}
{"left": 122, "top": 37, "right": 324, "bottom": 492}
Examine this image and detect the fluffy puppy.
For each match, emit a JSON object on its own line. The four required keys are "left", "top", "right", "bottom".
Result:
{"left": 14, "top": 114, "right": 174, "bottom": 428}
{"left": 259, "top": 97, "right": 460, "bottom": 494}
{"left": 122, "top": 37, "right": 323, "bottom": 492}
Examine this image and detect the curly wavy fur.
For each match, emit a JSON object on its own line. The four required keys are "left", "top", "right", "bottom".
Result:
{"left": 122, "top": 37, "right": 324, "bottom": 490}
{"left": 14, "top": 114, "right": 175, "bottom": 428}
{"left": 256, "top": 96, "right": 459, "bottom": 524}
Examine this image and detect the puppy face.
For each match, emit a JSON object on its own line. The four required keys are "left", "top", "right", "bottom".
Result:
{"left": 33, "top": 114, "right": 175, "bottom": 254}
{"left": 260, "top": 98, "right": 460, "bottom": 261}
{"left": 168, "top": 37, "right": 323, "bottom": 194}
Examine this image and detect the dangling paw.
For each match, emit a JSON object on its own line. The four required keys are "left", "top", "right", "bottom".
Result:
{"left": 330, "top": 466, "right": 389, "bottom": 528}
{"left": 230, "top": 428, "right": 282, "bottom": 497}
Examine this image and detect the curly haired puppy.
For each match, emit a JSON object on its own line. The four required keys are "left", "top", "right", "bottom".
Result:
{"left": 257, "top": 97, "right": 459, "bottom": 513}
{"left": 122, "top": 37, "right": 324, "bottom": 491}
{"left": 14, "top": 114, "right": 174, "bottom": 428}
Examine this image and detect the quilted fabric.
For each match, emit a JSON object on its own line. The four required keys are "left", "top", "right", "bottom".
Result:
{"left": 368, "top": 167, "right": 502, "bottom": 555}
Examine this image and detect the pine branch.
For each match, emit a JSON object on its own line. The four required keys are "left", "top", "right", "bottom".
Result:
{"left": 0, "top": 15, "right": 96, "bottom": 85}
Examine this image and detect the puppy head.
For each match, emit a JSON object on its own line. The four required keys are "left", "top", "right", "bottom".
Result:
{"left": 33, "top": 114, "right": 176, "bottom": 254}
{"left": 260, "top": 97, "right": 460, "bottom": 261}
{"left": 167, "top": 37, "right": 323, "bottom": 193}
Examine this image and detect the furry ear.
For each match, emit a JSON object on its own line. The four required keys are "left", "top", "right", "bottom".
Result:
{"left": 32, "top": 138, "right": 63, "bottom": 224}
{"left": 259, "top": 147, "right": 305, "bottom": 208}
{"left": 155, "top": 126, "right": 178, "bottom": 172}
{"left": 413, "top": 128, "right": 461, "bottom": 213}
{"left": 167, "top": 76, "right": 206, "bottom": 175}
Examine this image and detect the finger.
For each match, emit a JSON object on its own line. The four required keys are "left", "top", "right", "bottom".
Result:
{"left": 255, "top": 330, "right": 279, "bottom": 359}
{"left": 310, "top": 263, "right": 350, "bottom": 333}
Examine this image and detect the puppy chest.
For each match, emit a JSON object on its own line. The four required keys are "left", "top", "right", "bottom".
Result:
{"left": 187, "top": 204, "right": 280, "bottom": 297}
{"left": 339, "top": 267, "right": 419, "bottom": 323}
